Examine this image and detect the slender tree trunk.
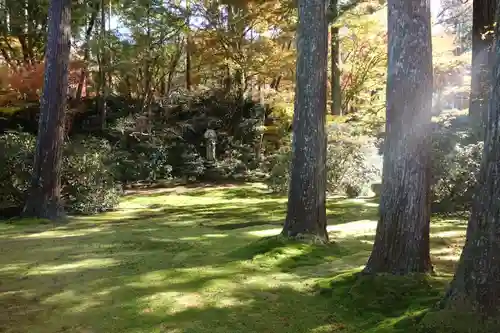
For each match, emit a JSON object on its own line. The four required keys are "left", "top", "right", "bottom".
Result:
{"left": 438, "top": 5, "right": 500, "bottom": 317}
{"left": 469, "top": 0, "right": 496, "bottom": 137}
{"left": 185, "top": 0, "right": 192, "bottom": 91}
{"left": 282, "top": 0, "right": 328, "bottom": 242}
{"left": 98, "top": 0, "right": 107, "bottom": 129}
{"left": 363, "top": 0, "right": 433, "bottom": 274}
{"left": 330, "top": 23, "right": 341, "bottom": 116}
{"left": 107, "top": 0, "right": 112, "bottom": 96}
{"left": 22, "top": 0, "right": 71, "bottom": 220}
{"left": 76, "top": 1, "right": 98, "bottom": 100}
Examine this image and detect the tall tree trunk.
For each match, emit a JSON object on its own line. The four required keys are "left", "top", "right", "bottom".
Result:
{"left": 282, "top": 0, "right": 328, "bottom": 242}
{"left": 330, "top": 23, "right": 341, "bottom": 116}
{"left": 76, "top": 1, "right": 98, "bottom": 100}
{"left": 363, "top": 0, "right": 433, "bottom": 274}
{"left": 107, "top": 0, "right": 112, "bottom": 96}
{"left": 468, "top": 0, "right": 496, "bottom": 137}
{"left": 438, "top": 4, "right": 500, "bottom": 317}
{"left": 185, "top": 0, "right": 192, "bottom": 91}
{"left": 98, "top": 0, "right": 107, "bottom": 129}
{"left": 22, "top": 0, "right": 71, "bottom": 220}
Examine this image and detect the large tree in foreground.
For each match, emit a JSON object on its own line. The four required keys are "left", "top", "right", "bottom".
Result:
{"left": 282, "top": 0, "right": 329, "bottom": 242}
{"left": 363, "top": 0, "right": 433, "bottom": 273}
{"left": 23, "top": 0, "right": 72, "bottom": 220}
{"left": 439, "top": 7, "right": 500, "bottom": 316}
{"left": 469, "top": 0, "right": 496, "bottom": 135}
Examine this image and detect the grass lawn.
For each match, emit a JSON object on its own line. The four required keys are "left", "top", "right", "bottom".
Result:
{"left": 0, "top": 183, "right": 467, "bottom": 333}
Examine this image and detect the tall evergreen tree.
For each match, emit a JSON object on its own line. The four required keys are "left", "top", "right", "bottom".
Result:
{"left": 22, "top": 0, "right": 72, "bottom": 220}
{"left": 282, "top": 0, "right": 329, "bottom": 242}
{"left": 363, "top": 0, "right": 433, "bottom": 273}
{"left": 469, "top": 0, "right": 496, "bottom": 135}
{"left": 439, "top": 1, "right": 500, "bottom": 316}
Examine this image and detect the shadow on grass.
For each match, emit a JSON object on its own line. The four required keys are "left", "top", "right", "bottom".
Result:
{"left": 0, "top": 185, "right": 466, "bottom": 333}
{"left": 316, "top": 271, "right": 449, "bottom": 332}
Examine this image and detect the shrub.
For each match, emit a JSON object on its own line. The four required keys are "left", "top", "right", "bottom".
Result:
{"left": 263, "top": 126, "right": 381, "bottom": 197}
{"left": 431, "top": 136, "right": 482, "bottom": 213}
{"left": 263, "top": 145, "right": 292, "bottom": 194}
{"left": 0, "top": 131, "right": 35, "bottom": 209}
{"left": 429, "top": 111, "right": 482, "bottom": 213}
{"left": 113, "top": 138, "right": 173, "bottom": 183}
{"left": 0, "top": 132, "right": 121, "bottom": 215}
{"left": 62, "top": 137, "right": 122, "bottom": 214}
{"left": 326, "top": 131, "right": 381, "bottom": 197}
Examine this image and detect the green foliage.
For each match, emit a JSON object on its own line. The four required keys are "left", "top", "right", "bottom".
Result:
{"left": 104, "top": 90, "right": 278, "bottom": 182}
{"left": 326, "top": 128, "right": 381, "bottom": 197}
{"left": 262, "top": 145, "right": 292, "bottom": 193}
{"left": 62, "top": 137, "right": 122, "bottom": 214}
{"left": 430, "top": 113, "right": 482, "bottom": 213}
{"left": 264, "top": 126, "right": 381, "bottom": 197}
{"left": 338, "top": 13, "right": 387, "bottom": 130}
{"left": 0, "top": 131, "right": 35, "bottom": 209}
{"left": 0, "top": 132, "right": 121, "bottom": 215}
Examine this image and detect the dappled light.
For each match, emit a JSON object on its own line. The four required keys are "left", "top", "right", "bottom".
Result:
{"left": 0, "top": 185, "right": 467, "bottom": 332}
{"left": 0, "top": 0, "right": 496, "bottom": 326}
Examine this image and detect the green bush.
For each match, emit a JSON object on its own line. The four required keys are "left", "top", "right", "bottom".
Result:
{"left": 113, "top": 139, "right": 173, "bottom": 183}
{"left": 431, "top": 138, "right": 482, "bottom": 213}
{"left": 62, "top": 137, "right": 122, "bottom": 214}
{"left": 263, "top": 145, "right": 292, "bottom": 193}
{"left": 326, "top": 131, "right": 381, "bottom": 197}
{"left": 430, "top": 113, "right": 482, "bottom": 213}
{"left": 0, "top": 132, "right": 122, "bottom": 215}
{"left": 263, "top": 127, "right": 381, "bottom": 197}
{"left": 0, "top": 131, "right": 34, "bottom": 209}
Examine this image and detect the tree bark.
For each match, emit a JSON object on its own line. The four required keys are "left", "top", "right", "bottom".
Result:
{"left": 439, "top": 5, "right": 500, "bottom": 316}
{"left": 22, "top": 0, "right": 71, "bottom": 220}
{"left": 98, "top": 0, "right": 107, "bottom": 129}
{"left": 329, "top": 0, "right": 341, "bottom": 116}
{"left": 330, "top": 24, "right": 341, "bottom": 116}
{"left": 282, "top": 0, "right": 328, "bottom": 242}
{"left": 363, "top": 0, "right": 433, "bottom": 274}
{"left": 468, "top": 0, "right": 496, "bottom": 137}
{"left": 185, "top": 0, "right": 192, "bottom": 91}
{"left": 76, "top": 1, "right": 98, "bottom": 101}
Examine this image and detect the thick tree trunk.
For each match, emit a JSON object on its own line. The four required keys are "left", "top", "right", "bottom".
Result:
{"left": 282, "top": 0, "right": 328, "bottom": 242}
{"left": 330, "top": 24, "right": 341, "bottom": 116}
{"left": 22, "top": 0, "right": 71, "bottom": 220}
{"left": 468, "top": 0, "right": 496, "bottom": 136}
{"left": 363, "top": 0, "right": 433, "bottom": 274}
{"left": 439, "top": 8, "right": 500, "bottom": 316}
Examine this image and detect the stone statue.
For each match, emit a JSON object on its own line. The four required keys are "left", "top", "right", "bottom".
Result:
{"left": 204, "top": 129, "right": 217, "bottom": 162}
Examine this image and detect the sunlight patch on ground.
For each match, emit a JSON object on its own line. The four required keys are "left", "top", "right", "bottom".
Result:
{"left": 11, "top": 227, "right": 106, "bottom": 239}
{"left": 311, "top": 323, "right": 347, "bottom": 332}
{"left": 28, "top": 258, "right": 119, "bottom": 275}
{"left": 0, "top": 263, "right": 30, "bottom": 273}
{"left": 0, "top": 184, "right": 470, "bottom": 333}
{"left": 431, "top": 230, "right": 465, "bottom": 238}
{"left": 245, "top": 228, "right": 282, "bottom": 237}
{"left": 239, "top": 272, "right": 303, "bottom": 289}
{"left": 330, "top": 197, "right": 378, "bottom": 207}
{"left": 327, "top": 219, "right": 377, "bottom": 237}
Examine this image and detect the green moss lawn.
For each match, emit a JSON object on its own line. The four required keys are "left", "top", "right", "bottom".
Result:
{"left": 0, "top": 184, "right": 467, "bottom": 333}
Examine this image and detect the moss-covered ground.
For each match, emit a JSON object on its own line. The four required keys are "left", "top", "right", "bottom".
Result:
{"left": 0, "top": 183, "right": 467, "bottom": 332}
